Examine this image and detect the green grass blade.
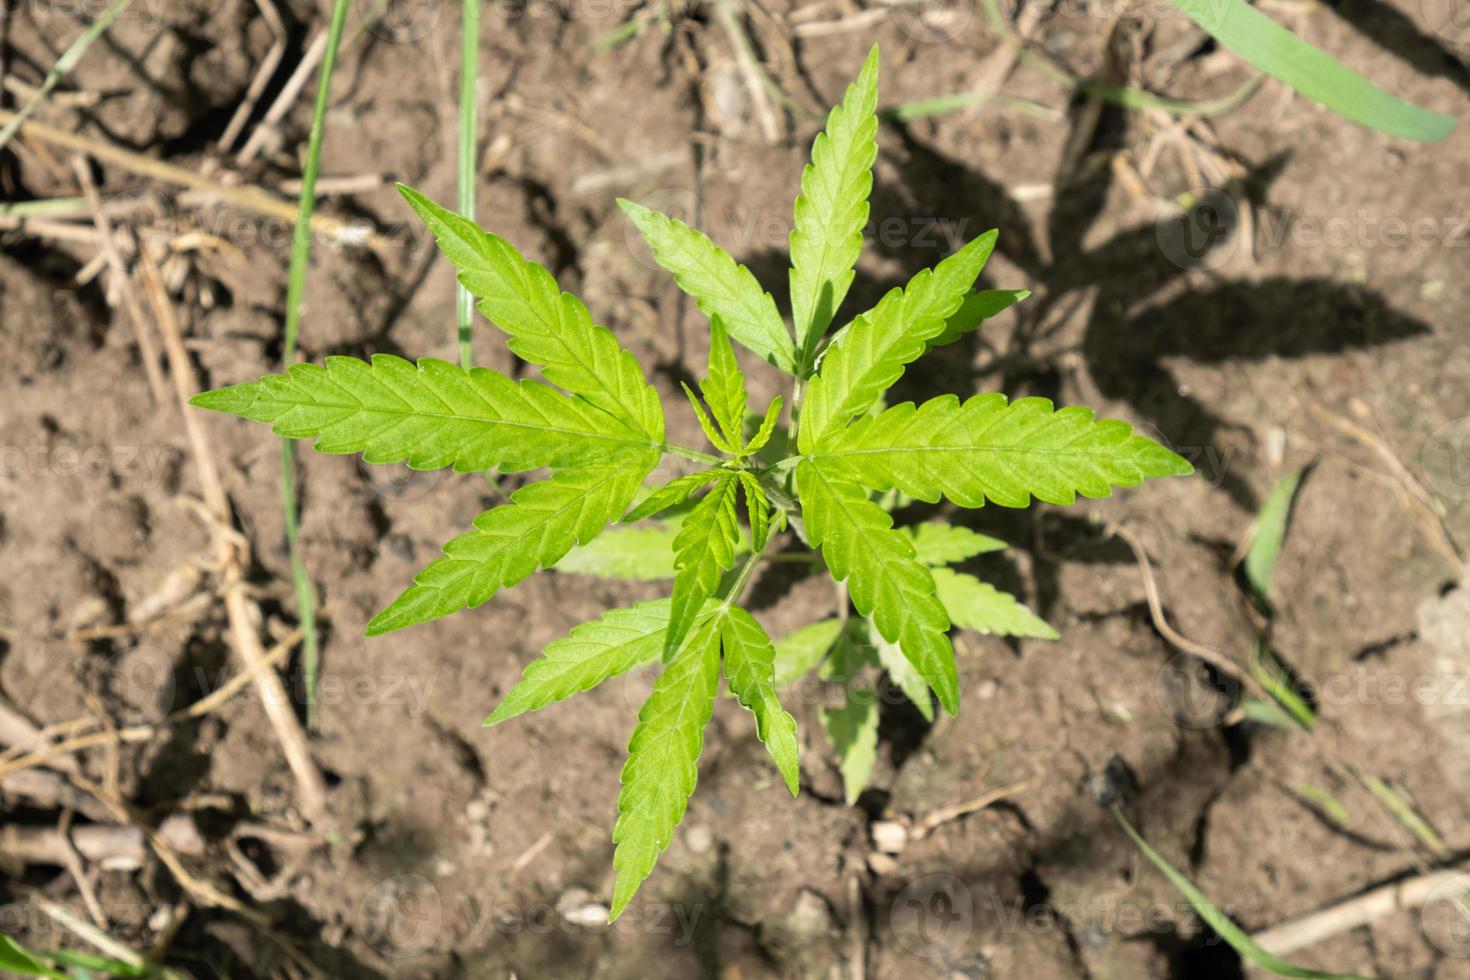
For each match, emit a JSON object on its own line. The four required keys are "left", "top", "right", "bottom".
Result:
{"left": 457, "top": 0, "right": 480, "bottom": 369}
{"left": 591, "top": 17, "right": 643, "bottom": 52}
{"left": 35, "top": 948, "right": 147, "bottom": 977}
{"left": 1295, "top": 784, "right": 1352, "bottom": 827}
{"left": 0, "top": 0, "right": 135, "bottom": 154}
{"left": 0, "top": 934, "right": 64, "bottom": 978}
{"left": 878, "top": 91, "right": 1059, "bottom": 122}
{"left": 278, "top": 446, "right": 318, "bottom": 721}
{"left": 1360, "top": 774, "right": 1451, "bottom": 859}
{"left": 282, "top": 0, "right": 352, "bottom": 729}
{"left": 1249, "top": 638, "right": 1315, "bottom": 730}
{"left": 1113, "top": 807, "right": 1372, "bottom": 979}
{"left": 0, "top": 197, "right": 88, "bottom": 217}
{"left": 1245, "top": 470, "right": 1304, "bottom": 608}
{"left": 1079, "top": 74, "right": 1264, "bottom": 117}
{"left": 1238, "top": 697, "right": 1300, "bottom": 730}
{"left": 1169, "top": 0, "right": 1454, "bottom": 141}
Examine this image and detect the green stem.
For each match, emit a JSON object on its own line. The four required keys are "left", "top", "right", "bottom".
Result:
{"left": 752, "top": 465, "right": 808, "bottom": 547}
{"left": 456, "top": 0, "right": 480, "bottom": 369}
{"left": 788, "top": 375, "right": 805, "bottom": 449}
{"left": 282, "top": 0, "right": 352, "bottom": 731}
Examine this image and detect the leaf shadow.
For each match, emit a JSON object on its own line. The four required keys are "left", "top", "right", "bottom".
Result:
{"left": 1325, "top": 0, "right": 1470, "bottom": 97}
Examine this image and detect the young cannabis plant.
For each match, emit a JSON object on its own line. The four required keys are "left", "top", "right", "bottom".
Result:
{"left": 191, "top": 46, "right": 1190, "bottom": 916}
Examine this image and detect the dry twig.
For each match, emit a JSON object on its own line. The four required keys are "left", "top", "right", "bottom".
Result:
{"left": 72, "top": 155, "right": 168, "bottom": 405}
{"left": 910, "top": 780, "right": 1032, "bottom": 840}
{"left": 0, "top": 108, "right": 378, "bottom": 247}
{"left": 1251, "top": 864, "right": 1470, "bottom": 955}
{"left": 218, "top": 0, "right": 288, "bottom": 152}
{"left": 714, "top": 0, "right": 783, "bottom": 144}
{"left": 139, "top": 255, "right": 331, "bottom": 828}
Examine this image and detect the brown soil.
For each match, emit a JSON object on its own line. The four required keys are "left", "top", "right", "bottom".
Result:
{"left": 1, "top": 0, "right": 1468, "bottom": 977}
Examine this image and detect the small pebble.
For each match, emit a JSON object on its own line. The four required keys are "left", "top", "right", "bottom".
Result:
{"left": 788, "top": 889, "right": 834, "bottom": 937}
{"left": 867, "top": 852, "right": 900, "bottom": 877}
{"left": 555, "top": 888, "right": 608, "bottom": 929}
{"left": 870, "top": 820, "right": 908, "bottom": 854}
{"left": 686, "top": 824, "right": 713, "bottom": 854}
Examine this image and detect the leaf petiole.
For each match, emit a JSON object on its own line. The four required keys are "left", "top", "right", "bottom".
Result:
{"left": 658, "top": 442, "right": 725, "bottom": 466}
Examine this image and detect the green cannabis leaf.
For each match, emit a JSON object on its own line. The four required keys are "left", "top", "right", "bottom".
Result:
{"left": 719, "top": 606, "right": 800, "bottom": 794}
{"left": 901, "top": 522, "right": 1007, "bottom": 565}
{"left": 790, "top": 45, "right": 879, "bottom": 364}
{"left": 485, "top": 597, "right": 706, "bottom": 725}
{"left": 808, "top": 393, "right": 1193, "bottom": 508}
{"left": 612, "top": 616, "right": 720, "bottom": 918}
{"left": 821, "top": 624, "right": 881, "bottom": 805}
{"left": 558, "top": 524, "right": 683, "bottom": 581}
{"left": 931, "top": 568, "right": 1058, "bottom": 640}
{"left": 666, "top": 474, "right": 742, "bottom": 657}
{"left": 191, "top": 354, "right": 656, "bottom": 473}
{"left": 796, "top": 460, "right": 958, "bottom": 714}
{"left": 190, "top": 42, "right": 1192, "bottom": 918}
{"left": 929, "top": 288, "right": 1031, "bottom": 350}
{"left": 366, "top": 456, "right": 657, "bottom": 635}
{"left": 623, "top": 470, "right": 722, "bottom": 523}
{"left": 799, "top": 230, "right": 997, "bottom": 446}
{"left": 773, "top": 618, "right": 844, "bottom": 686}
{"left": 400, "top": 185, "right": 665, "bottom": 440}
{"left": 620, "top": 199, "right": 795, "bottom": 373}
{"left": 701, "top": 320, "right": 749, "bottom": 450}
